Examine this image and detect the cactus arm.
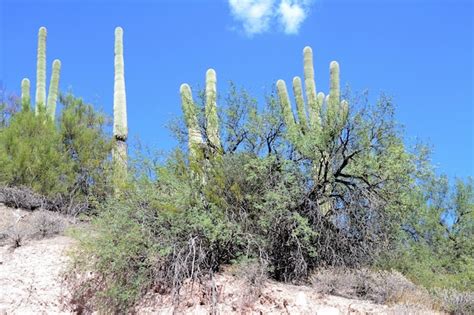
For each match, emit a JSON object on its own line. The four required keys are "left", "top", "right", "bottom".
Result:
{"left": 21, "top": 78, "right": 31, "bottom": 112}
{"left": 113, "top": 27, "right": 128, "bottom": 141}
{"left": 303, "top": 46, "right": 320, "bottom": 128}
{"left": 340, "top": 100, "right": 349, "bottom": 126}
{"left": 205, "top": 68, "right": 221, "bottom": 150}
{"left": 276, "top": 79, "right": 297, "bottom": 136}
{"left": 328, "top": 61, "right": 340, "bottom": 122}
{"left": 46, "top": 59, "right": 61, "bottom": 120}
{"left": 35, "top": 27, "right": 47, "bottom": 114}
{"left": 180, "top": 83, "right": 204, "bottom": 158}
{"left": 292, "top": 76, "right": 308, "bottom": 130}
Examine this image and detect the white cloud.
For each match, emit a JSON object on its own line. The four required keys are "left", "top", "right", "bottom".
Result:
{"left": 228, "top": 0, "right": 275, "bottom": 35}
{"left": 278, "top": 0, "right": 307, "bottom": 34}
{"left": 228, "top": 0, "right": 313, "bottom": 36}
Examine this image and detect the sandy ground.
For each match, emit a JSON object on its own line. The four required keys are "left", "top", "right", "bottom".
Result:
{"left": 0, "top": 203, "right": 440, "bottom": 315}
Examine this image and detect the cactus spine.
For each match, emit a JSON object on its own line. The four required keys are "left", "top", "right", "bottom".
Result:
{"left": 113, "top": 27, "right": 128, "bottom": 190}
{"left": 35, "top": 27, "right": 47, "bottom": 114}
{"left": 21, "top": 78, "right": 31, "bottom": 111}
{"left": 46, "top": 59, "right": 61, "bottom": 119}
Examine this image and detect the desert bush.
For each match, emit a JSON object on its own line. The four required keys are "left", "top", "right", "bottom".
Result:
{"left": 0, "top": 186, "right": 45, "bottom": 210}
{"left": 432, "top": 288, "right": 474, "bottom": 315}
{"left": 30, "top": 210, "right": 65, "bottom": 238}
{"left": 0, "top": 92, "right": 112, "bottom": 213}
{"left": 310, "top": 267, "right": 433, "bottom": 306}
{"left": 380, "top": 177, "right": 474, "bottom": 292}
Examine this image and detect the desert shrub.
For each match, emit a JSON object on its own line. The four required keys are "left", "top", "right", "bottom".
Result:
{"left": 432, "top": 288, "right": 474, "bottom": 315}
{"left": 310, "top": 267, "right": 435, "bottom": 307}
{"left": 29, "top": 210, "right": 65, "bottom": 238}
{"left": 0, "top": 109, "right": 74, "bottom": 196}
{"left": 0, "top": 92, "right": 112, "bottom": 213}
{"left": 380, "top": 177, "right": 474, "bottom": 292}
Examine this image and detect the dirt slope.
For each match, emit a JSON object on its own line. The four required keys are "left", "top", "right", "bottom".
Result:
{"left": 0, "top": 204, "right": 440, "bottom": 315}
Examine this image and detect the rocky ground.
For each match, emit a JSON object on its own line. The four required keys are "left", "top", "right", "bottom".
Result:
{"left": 0, "top": 204, "right": 441, "bottom": 314}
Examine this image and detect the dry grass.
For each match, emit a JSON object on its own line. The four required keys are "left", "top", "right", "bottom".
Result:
{"left": 310, "top": 267, "right": 439, "bottom": 312}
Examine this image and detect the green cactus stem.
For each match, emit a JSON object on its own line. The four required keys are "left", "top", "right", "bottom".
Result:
{"left": 180, "top": 83, "right": 204, "bottom": 159}
{"left": 303, "top": 46, "right": 321, "bottom": 128}
{"left": 35, "top": 27, "right": 47, "bottom": 114}
{"left": 292, "top": 76, "right": 308, "bottom": 130}
{"left": 21, "top": 78, "right": 31, "bottom": 111}
{"left": 113, "top": 27, "right": 128, "bottom": 141}
{"left": 327, "top": 61, "right": 340, "bottom": 126}
{"left": 205, "top": 69, "right": 221, "bottom": 150}
{"left": 276, "top": 79, "right": 297, "bottom": 136}
{"left": 113, "top": 27, "right": 128, "bottom": 192}
{"left": 46, "top": 59, "right": 61, "bottom": 120}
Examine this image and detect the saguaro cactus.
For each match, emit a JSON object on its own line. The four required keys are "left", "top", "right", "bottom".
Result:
{"left": 276, "top": 46, "right": 349, "bottom": 214}
{"left": 23, "top": 26, "right": 62, "bottom": 118}
{"left": 180, "top": 68, "right": 222, "bottom": 162}
{"left": 21, "top": 78, "right": 31, "bottom": 111}
{"left": 35, "top": 27, "right": 47, "bottom": 114}
{"left": 276, "top": 46, "right": 348, "bottom": 149}
{"left": 113, "top": 26, "right": 128, "bottom": 190}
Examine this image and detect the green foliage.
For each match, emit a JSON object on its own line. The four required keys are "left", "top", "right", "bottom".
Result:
{"left": 380, "top": 177, "right": 474, "bottom": 292}
{"left": 0, "top": 92, "right": 112, "bottom": 211}
{"left": 0, "top": 110, "right": 72, "bottom": 195}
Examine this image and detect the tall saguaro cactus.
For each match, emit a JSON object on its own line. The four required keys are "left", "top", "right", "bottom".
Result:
{"left": 276, "top": 46, "right": 349, "bottom": 214}
{"left": 113, "top": 26, "right": 128, "bottom": 190}
{"left": 22, "top": 26, "right": 62, "bottom": 118}
{"left": 180, "top": 68, "right": 222, "bottom": 162}
{"left": 35, "top": 27, "right": 47, "bottom": 114}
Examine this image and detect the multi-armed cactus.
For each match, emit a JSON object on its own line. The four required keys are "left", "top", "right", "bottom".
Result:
{"left": 180, "top": 68, "right": 222, "bottom": 163}
{"left": 21, "top": 26, "right": 61, "bottom": 119}
{"left": 276, "top": 46, "right": 349, "bottom": 213}
{"left": 276, "top": 46, "right": 348, "bottom": 155}
{"left": 112, "top": 27, "right": 128, "bottom": 190}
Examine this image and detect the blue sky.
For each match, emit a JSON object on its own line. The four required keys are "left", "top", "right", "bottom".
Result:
{"left": 0, "top": 0, "right": 472, "bottom": 177}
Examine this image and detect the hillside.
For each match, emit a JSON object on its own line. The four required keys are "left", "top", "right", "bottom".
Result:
{"left": 0, "top": 204, "right": 444, "bottom": 315}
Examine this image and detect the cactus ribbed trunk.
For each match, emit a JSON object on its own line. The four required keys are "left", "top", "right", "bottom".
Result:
{"left": 180, "top": 83, "right": 204, "bottom": 160}
{"left": 327, "top": 61, "right": 340, "bottom": 127}
{"left": 303, "top": 46, "right": 321, "bottom": 129}
{"left": 205, "top": 69, "right": 221, "bottom": 150}
{"left": 113, "top": 27, "right": 128, "bottom": 191}
{"left": 277, "top": 80, "right": 297, "bottom": 136}
{"left": 35, "top": 27, "right": 47, "bottom": 114}
{"left": 21, "top": 78, "right": 31, "bottom": 112}
{"left": 46, "top": 59, "right": 61, "bottom": 120}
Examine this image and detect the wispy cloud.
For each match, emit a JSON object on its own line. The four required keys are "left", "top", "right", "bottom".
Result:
{"left": 228, "top": 0, "right": 313, "bottom": 36}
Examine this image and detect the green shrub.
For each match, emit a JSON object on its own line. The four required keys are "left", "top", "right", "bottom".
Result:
{"left": 0, "top": 92, "right": 112, "bottom": 213}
